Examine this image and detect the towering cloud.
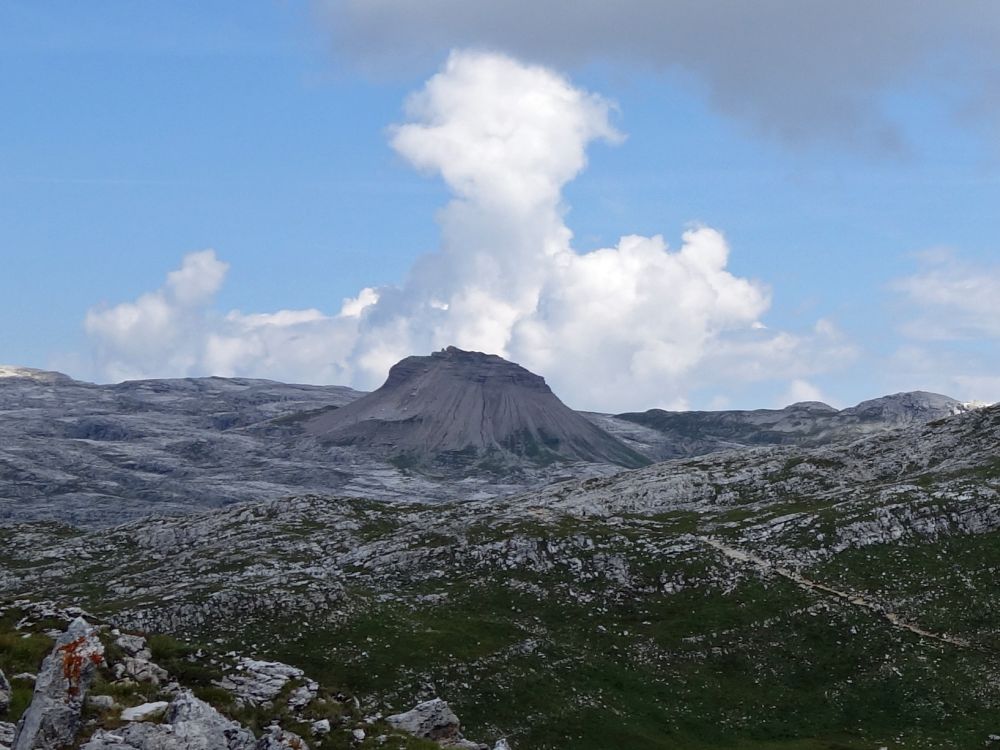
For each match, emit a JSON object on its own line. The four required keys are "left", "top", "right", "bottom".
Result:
{"left": 85, "top": 250, "right": 230, "bottom": 382}
{"left": 84, "top": 51, "right": 849, "bottom": 410}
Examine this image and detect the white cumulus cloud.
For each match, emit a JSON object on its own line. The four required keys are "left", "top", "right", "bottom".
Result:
{"left": 84, "top": 51, "right": 850, "bottom": 410}
{"left": 884, "top": 250, "right": 1000, "bottom": 403}
{"left": 892, "top": 249, "right": 1000, "bottom": 340}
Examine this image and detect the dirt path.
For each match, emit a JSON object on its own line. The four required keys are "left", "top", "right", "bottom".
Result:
{"left": 702, "top": 537, "right": 970, "bottom": 648}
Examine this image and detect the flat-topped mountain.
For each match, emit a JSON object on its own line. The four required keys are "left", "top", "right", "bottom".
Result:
{"left": 303, "top": 347, "right": 649, "bottom": 470}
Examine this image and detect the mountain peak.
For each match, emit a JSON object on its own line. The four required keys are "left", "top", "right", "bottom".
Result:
{"left": 304, "top": 348, "right": 647, "bottom": 470}
{"left": 0, "top": 365, "right": 73, "bottom": 384}
{"left": 842, "top": 391, "right": 968, "bottom": 422}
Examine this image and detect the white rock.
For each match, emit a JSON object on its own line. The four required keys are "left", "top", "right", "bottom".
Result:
{"left": 115, "top": 634, "right": 151, "bottom": 659}
{"left": 88, "top": 695, "right": 117, "bottom": 711}
{"left": 120, "top": 701, "right": 169, "bottom": 722}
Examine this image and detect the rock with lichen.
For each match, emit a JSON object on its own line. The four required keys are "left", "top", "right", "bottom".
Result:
{"left": 11, "top": 617, "right": 104, "bottom": 750}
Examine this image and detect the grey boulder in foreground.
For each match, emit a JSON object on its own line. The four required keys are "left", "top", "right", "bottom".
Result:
{"left": 11, "top": 618, "right": 103, "bottom": 750}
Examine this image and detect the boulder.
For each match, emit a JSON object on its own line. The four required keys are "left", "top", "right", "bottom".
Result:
{"left": 11, "top": 617, "right": 104, "bottom": 750}
{"left": 0, "top": 721, "right": 15, "bottom": 750}
{"left": 81, "top": 691, "right": 256, "bottom": 750}
{"left": 0, "top": 669, "right": 10, "bottom": 714}
{"left": 385, "top": 699, "right": 487, "bottom": 747}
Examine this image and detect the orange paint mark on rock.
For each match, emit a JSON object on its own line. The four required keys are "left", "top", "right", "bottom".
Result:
{"left": 57, "top": 635, "right": 97, "bottom": 698}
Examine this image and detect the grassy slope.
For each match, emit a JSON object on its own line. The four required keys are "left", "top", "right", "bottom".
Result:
{"left": 186, "top": 521, "right": 1000, "bottom": 750}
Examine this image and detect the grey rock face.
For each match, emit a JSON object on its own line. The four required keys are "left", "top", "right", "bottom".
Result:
{"left": 305, "top": 347, "right": 648, "bottom": 469}
{"left": 0, "top": 669, "right": 9, "bottom": 714}
{"left": 81, "top": 691, "right": 257, "bottom": 750}
{"left": 12, "top": 617, "right": 104, "bottom": 750}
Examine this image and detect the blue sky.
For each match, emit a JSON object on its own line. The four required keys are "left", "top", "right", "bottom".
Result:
{"left": 2, "top": 1, "right": 998, "bottom": 411}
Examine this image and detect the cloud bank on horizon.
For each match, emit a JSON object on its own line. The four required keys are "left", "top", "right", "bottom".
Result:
{"left": 313, "top": 0, "right": 1000, "bottom": 151}
{"left": 84, "top": 51, "right": 857, "bottom": 411}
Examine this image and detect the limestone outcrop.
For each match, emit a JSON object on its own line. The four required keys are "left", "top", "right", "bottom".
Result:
{"left": 81, "top": 691, "right": 257, "bottom": 750}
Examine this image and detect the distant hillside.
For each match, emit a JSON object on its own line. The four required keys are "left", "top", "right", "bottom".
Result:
{"left": 588, "top": 390, "right": 976, "bottom": 460}
{"left": 0, "top": 356, "right": 981, "bottom": 527}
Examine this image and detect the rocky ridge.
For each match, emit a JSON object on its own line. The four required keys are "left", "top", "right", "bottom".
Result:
{"left": 592, "top": 390, "right": 980, "bottom": 460}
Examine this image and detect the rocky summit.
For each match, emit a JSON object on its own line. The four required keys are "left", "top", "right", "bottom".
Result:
{"left": 303, "top": 347, "right": 648, "bottom": 470}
